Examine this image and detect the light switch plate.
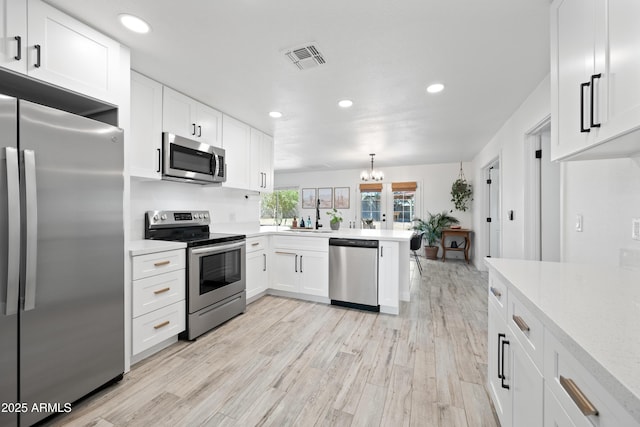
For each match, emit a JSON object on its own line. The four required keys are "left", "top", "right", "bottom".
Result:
{"left": 632, "top": 218, "right": 640, "bottom": 240}
{"left": 575, "top": 214, "right": 583, "bottom": 232}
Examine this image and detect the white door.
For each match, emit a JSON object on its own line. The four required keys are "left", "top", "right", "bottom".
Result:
{"left": 488, "top": 166, "right": 501, "bottom": 258}
{"left": 359, "top": 186, "right": 388, "bottom": 230}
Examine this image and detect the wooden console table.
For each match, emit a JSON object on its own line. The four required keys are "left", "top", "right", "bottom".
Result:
{"left": 441, "top": 228, "right": 471, "bottom": 263}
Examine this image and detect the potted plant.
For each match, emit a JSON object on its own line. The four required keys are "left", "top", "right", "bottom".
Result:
{"left": 451, "top": 163, "right": 473, "bottom": 211}
{"left": 412, "top": 211, "right": 459, "bottom": 259}
{"left": 326, "top": 208, "right": 343, "bottom": 230}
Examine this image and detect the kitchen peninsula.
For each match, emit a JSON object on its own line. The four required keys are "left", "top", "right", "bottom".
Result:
{"left": 219, "top": 226, "right": 413, "bottom": 315}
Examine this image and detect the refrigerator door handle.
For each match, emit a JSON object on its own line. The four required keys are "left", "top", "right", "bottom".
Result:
{"left": 22, "top": 149, "right": 38, "bottom": 311}
{"left": 2, "top": 147, "right": 20, "bottom": 316}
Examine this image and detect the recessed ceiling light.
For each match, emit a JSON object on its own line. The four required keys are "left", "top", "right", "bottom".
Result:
{"left": 269, "top": 111, "right": 282, "bottom": 118}
{"left": 119, "top": 14, "right": 151, "bottom": 34}
{"left": 426, "top": 83, "right": 445, "bottom": 94}
{"left": 338, "top": 99, "right": 353, "bottom": 108}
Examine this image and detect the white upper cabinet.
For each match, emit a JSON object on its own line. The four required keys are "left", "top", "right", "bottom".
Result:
{"left": 162, "top": 87, "right": 222, "bottom": 147}
{"left": 130, "top": 71, "right": 163, "bottom": 180}
{"left": 250, "top": 128, "right": 274, "bottom": 192}
{"left": 1, "top": 0, "right": 121, "bottom": 105}
{"left": 222, "top": 114, "right": 251, "bottom": 190}
{"left": 551, "top": 0, "right": 640, "bottom": 160}
{"left": 0, "top": 0, "right": 27, "bottom": 73}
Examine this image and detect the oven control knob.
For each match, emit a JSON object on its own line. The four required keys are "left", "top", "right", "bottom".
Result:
{"left": 161, "top": 214, "right": 167, "bottom": 220}
{"left": 153, "top": 215, "right": 159, "bottom": 222}
{"left": 204, "top": 214, "right": 209, "bottom": 219}
{"left": 198, "top": 213, "right": 203, "bottom": 219}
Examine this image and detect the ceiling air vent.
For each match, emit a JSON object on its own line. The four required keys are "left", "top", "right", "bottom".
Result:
{"left": 282, "top": 43, "right": 326, "bottom": 70}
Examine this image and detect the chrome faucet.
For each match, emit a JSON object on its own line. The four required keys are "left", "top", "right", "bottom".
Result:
{"left": 316, "top": 198, "right": 322, "bottom": 229}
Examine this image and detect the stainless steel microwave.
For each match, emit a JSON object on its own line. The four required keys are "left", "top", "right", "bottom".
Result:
{"left": 162, "top": 133, "right": 226, "bottom": 185}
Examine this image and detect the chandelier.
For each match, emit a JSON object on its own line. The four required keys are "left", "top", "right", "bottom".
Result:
{"left": 360, "top": 153, "right": 384, "bottom": 181}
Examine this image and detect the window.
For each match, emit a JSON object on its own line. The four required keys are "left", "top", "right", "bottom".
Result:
{"left": 260, "top": 189, "right": 299, "bottom": 226}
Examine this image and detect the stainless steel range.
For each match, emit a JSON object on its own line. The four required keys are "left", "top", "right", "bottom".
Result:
{"left": 145, "top": 210, "right": 246, "bottom": 340}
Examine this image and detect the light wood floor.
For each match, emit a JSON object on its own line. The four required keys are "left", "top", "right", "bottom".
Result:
{"left": 47, "top": 259, "right": 497, "bottom": 427}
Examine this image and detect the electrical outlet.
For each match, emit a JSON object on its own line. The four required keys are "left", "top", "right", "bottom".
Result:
{"left": 575, "top": 214, "right": 583, "bottom": 232}
{"left": 632, "top": 218, "right": 640, "bottom": 240}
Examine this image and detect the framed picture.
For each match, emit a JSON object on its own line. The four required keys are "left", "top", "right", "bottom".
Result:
{"left": 334, "top": 187, "right": 350, "bottom": 209}
{"left": 301, "top": 188, "right": 317, "bottom": 209}
{"left": 317, "top": 187, "right": 333, "bottom": 209}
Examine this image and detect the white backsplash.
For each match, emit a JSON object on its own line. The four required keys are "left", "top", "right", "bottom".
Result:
{"left": 130, "top": 179, "right": 260, "bottom": 240}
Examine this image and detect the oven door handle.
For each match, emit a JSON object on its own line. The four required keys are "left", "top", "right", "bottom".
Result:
{"left": 190, "top": 241, "right": 245, "bottom": 256}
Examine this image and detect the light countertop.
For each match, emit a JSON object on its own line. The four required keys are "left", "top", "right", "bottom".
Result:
{"left": 212, "top": 225, "right": 413, "bottom": 242}
{"left": 129, "top": 240, "right": 187, "bottom": 256}
{"left": 485, "top": 258, "right": 640, "bottom": 422}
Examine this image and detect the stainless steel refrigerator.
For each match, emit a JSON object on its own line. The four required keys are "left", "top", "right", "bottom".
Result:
{"left": 1, "top": 94, "right": 124, "bottom": 426}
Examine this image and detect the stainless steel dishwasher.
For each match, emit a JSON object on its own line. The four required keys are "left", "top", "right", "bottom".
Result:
{"left": 329, "top": 238, "right": 379, "bottom": 311}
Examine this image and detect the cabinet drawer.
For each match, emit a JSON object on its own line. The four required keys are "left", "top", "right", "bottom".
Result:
{"left": 246, "top": 236, "right": 268, "bottom": 253}
{"left": 544, "top": 385, "right": 576, "bottom": 427}
{"left": 272, "top": 236, "right": 328, "bottom": 252}
{"left": 508, "top": 291, "right": 543, "bottom": 372}
{"left": 544, "top": 330, "right": 636, "bottom": 427}
{"left": 132, "top": 269, "right": 185, "bottom": 317}
{"left": 132, "top": 301, "right": 185, "bottom": 355}
{"left": 488, "top": 273, "right": 508, "bottom": 316}
{"left": 132, "top": 249, "right": 185, "bottom": 280}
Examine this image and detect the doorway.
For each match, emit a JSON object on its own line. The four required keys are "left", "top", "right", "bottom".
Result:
{"left": 359, "top": 181, "right": 419, "bottom": 230}
{"left": 524, "top": 116, "right": 560, "bottom": 261}
{"left": 485, "top": 160, "right": 501, "bottom": 258}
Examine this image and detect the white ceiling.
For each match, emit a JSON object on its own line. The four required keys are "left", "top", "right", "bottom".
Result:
{"left": 47, "top": 0, "right": 550, "bottom": 173}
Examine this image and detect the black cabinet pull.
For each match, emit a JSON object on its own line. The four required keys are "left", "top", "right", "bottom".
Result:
{"left": 498, "top": 333, "right": 505, "bottom": 379}
{"left": 295, "top": 254, "right": 298, "bottom": 272}
{"left": 299, "top": 255, "right": 303, "bottom": 273}
{"left": 590, "top": 73, "right": 602, "bottom": 128}
{"left": 156, "top": 148, "right": 161, "bottom": 173}
{"left": 580, "top": 82, "right": 590, "bottom": 133}
{"left": 34, "top": 44, "right": 41, "bottom": 68}
{"left": 14, "top": 36, "right": 22, "bottom": 60}
{"left": 197, "top": 125, "right": 202, "bottom": 137}
{"left": 263, "top": 253, "right": 266, "bottom": 272}
{"left": 191, "top": 123, "right": 196, "bottom": 136}
{"left": 501, "top": 339, "right": 510, "bottom": 389}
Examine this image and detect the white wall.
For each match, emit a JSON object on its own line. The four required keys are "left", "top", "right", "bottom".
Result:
{"left": 471, "top": 76, "right": 551, "bottom": 268}
{"left": 129, "top": 180, "right": 260, "bottom": 239}
{"left": 562, "top": 158, "right": 640, "bottom": 265}
{"left": 275, "top": 162, "right": 473, "bottom": 259}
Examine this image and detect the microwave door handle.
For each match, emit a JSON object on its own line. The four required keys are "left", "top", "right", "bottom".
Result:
{"left": 213, "top": 153, "right": 220, "bottom": 177}
{"left": 2, "top": 147, "right": 20, "bottom": 316}
{"left": 22, "top": 149, "right": 38, "bottom": 311}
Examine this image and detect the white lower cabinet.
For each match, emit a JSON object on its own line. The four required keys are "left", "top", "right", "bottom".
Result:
{"left": 131, "top": 249, "right": 186, "bottom": 359}
{"left": 487, "top": 278, "right": 546, "bottom": 427}
{"left": 378, "top": 241, "right": 399, "bottom": 311}
{"left": 270, "top": 237, "right": 328, "bottom": 298}
{"left": 488, "top": 302, "right": 512, "bottom": 427}
{"left": 246, "top": 236, "right": 268, "bottom": 300}
{"left": 511, "top": 334, "right": 543, "bottom": 427}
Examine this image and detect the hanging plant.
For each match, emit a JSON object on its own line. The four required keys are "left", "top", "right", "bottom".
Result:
{"left": 451, "top": 162, "right": 473, "bottom": 211}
